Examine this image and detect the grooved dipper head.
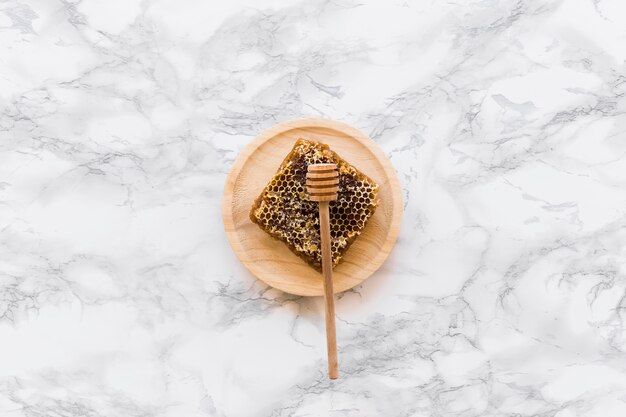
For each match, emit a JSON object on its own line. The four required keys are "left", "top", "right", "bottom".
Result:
{"left": 306, "top": 163, "right": 339, "bottom": 202}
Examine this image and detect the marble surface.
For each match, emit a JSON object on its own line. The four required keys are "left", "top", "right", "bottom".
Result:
{"left": 1, "top": 0, "right": 626, "bottom": 415}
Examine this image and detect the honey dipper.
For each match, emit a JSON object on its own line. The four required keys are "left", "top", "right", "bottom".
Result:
{"left": 306, "top": 163, "right": 340, "bottom": 379}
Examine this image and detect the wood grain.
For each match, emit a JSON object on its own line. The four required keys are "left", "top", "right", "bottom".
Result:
{"left": 222, "top": 118, "right": 403, "bottom": 297}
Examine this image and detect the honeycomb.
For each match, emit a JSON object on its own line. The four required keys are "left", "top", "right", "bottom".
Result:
{"left": 249, "top": 139, "right": 380, "bottom": 271}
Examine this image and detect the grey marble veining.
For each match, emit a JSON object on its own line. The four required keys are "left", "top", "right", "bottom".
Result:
{"left": 1, "top": 0, "right": 626, "bottom": 415}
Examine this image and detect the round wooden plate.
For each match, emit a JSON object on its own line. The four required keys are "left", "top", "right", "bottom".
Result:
{"left": 222, "top": 118, "right": 402, "bottom": 296}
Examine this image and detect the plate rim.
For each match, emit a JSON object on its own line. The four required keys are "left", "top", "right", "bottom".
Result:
{"left": 222, "top": 118, "right": 403, "bottom": 296}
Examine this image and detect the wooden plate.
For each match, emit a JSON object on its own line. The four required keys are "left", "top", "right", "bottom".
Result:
{"left": 222, "top": 118, "right": 402, "bottom": 296}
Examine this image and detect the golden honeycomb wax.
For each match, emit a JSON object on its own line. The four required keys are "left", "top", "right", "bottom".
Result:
{"left": 249, "top": 139, "right": 379, "bottom": 271}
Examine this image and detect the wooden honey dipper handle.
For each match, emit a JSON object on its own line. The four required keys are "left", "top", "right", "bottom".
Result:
{"left": 306, "top": 163, "right": 339, "bottom": 379}
{"left": 318, "top": 200, "right": 338, "bottom": 379}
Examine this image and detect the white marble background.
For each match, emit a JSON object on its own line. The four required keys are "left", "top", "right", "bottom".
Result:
{"left": 1, "top": 0, "right": 626, "bottom": 415}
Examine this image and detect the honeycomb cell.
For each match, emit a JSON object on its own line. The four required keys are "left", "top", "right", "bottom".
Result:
{"left": 249, "top": 138, "right": 380, "bottom": 271}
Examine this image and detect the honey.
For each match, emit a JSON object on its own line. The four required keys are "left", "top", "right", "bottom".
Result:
{"left": 250, "top": 139, "right": 379, "bottom": 271}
